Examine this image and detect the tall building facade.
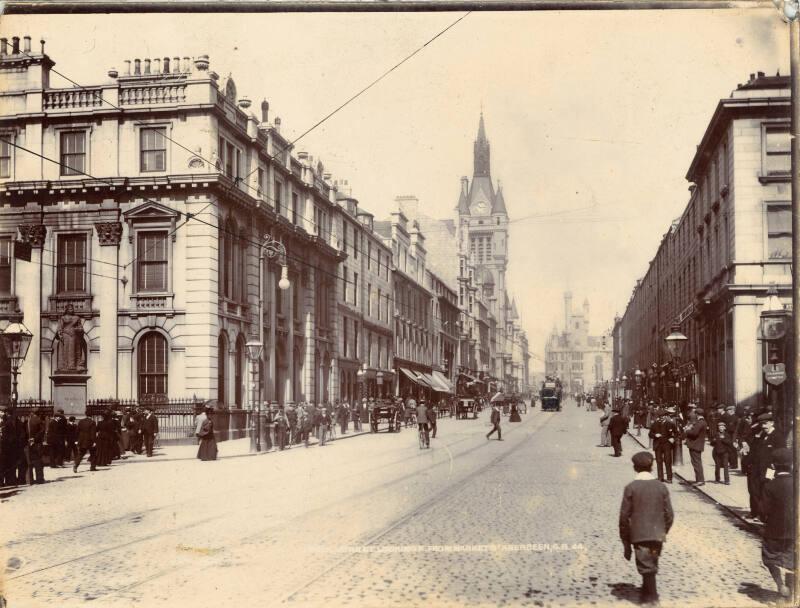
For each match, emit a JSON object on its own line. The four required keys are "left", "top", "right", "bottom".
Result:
{"left": 405, "top": 114, "right": 530, "bottom": 395}
{"left": 545, "top": 292, "right": 612, "bottom": 394}
{"left": 614, "top": 72, "right": 794, "bottom": 420}
{"left": 0, "top": 42, "right": 349, "bottom": 410}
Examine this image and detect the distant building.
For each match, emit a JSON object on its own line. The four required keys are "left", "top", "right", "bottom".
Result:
{"left": 545, "top": 292, "right": 612, "bottom": 394}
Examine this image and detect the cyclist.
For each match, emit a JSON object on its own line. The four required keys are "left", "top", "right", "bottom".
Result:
{"left": 416, "top": 399, "right": 430, "bottom": 448}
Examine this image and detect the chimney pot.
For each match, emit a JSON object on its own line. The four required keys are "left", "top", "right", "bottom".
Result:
{"left": 163, "top": 57, "right": 170, "bottom": 73}
{"left": 124, "top": 59, "right": 131, "bottom": 75}
{"left": 40, "top": 39, "right": 45, "bottom": 54}
{"left": 23, "top": 36, "right": 31, "bottom": 53}
{"left": 134, "top": 58, "right": 141, "bottom": 75}
{"left": 153, "top": 58, "right": 161, "bottom": 73}
{"left": 108, "top": 67, "right": 119, "bottom": 79}
{"left": 183, "top": 56, "right": 191, "bottom": 72}
{"left": 757, "top": 70, "right": 765, "bottom": 78}
{"left": 261, "top": 99, "right": 269, "bottom": 123}
{"left": 194, "top": 54, "right": 210, "bottom": 71}
{"left": 275, "top": 116, "right": 281, "bottom": 133}
{"left": 0, "top": 38, "right": 7, "bottom": 57}
{"left": 749, "top": 73, "right": 755, "bottom": 81}
{"left": 144, "top": 58, "right": 151, "bottom": 74}
{"left": 173, "top": 57, "right": 180, "bottom": 73}
{"left": 11, "top": 37, "right": 19, "bottom": 54}
{"left": 238, "top": 97, "right": 251, "bottom": 109}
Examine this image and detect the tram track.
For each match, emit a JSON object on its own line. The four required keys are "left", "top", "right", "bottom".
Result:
{"left": 7, "top": 409, "right": 554, "bottom": 606}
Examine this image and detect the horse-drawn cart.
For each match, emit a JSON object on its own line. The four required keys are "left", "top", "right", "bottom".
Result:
{"left": 369, "top": 400, "right": 401, "bottom": 432}
{"left": 456, "top": 397, "right": 479, "bottom": 419}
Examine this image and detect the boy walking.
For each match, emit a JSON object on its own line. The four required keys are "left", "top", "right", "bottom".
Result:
{"left": 619, "top": 451, "right": 674, "bottom": 605}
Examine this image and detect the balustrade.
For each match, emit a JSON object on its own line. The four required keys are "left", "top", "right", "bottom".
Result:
{"left": 43, "top": 88, "right": 103, "bottom": 110}
{"left": 120, "top": 84, "right": 186, "bottom": 105}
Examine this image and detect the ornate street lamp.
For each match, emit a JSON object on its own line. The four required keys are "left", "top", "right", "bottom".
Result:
{"left": 0, "top": 322, "right": 33, "bottom": 415}
{"left": 761, "top": 284, "right": 789, "bottom": 342}
{"left": 664, "top": 325, "right": 688, "bottom": 404}
{"left": 257, "top": 235, "right": 290, "bottom": 412}
{"left": 246, "top": 338, "right": 263, "bottom": 452}
{"left": 760, "top": 283, "right": 791, "bottom": 441}
{"left": 376, "top": 370, "right": 384, "bottom": 399}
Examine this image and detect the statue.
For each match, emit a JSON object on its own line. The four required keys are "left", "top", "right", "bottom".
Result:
{"left": 56, "top": 305, "right": 86, "bottom": 372}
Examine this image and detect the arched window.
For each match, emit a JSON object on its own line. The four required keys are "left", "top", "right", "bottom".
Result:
{"left": 138, "top": 332, "right": 168, "bottom": 399}
{"left": 218, "top": 333, "right": 227, "bottom": 405}
{"left": 235, "top": 336, "right": 245, "bottom": 407}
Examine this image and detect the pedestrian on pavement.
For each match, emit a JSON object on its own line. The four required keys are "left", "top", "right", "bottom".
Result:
{"left": 46, "top": 410, "right": 66, "bottom": 468}
{"left": 319, "top": 407, "right": 332, "bottom": 446}
{"left": 196, "top": 406, "right": 218, "bottom": 461}
{"left": 744, "top": 413, "right": 781, "bottom": 521}
{"left": 619, "top": 451, "right": 674, "bottom": 606}
{"left": 141, "top": 407, "right": 159, "bottom": 457}
{"left": 722, "top": 404, "right": 740, "bottom": 470}
{"left": 73, "top": 413, "right": 97, "bottom": 473}
{"left": 760, "top": 447, "right": 794, "bottom": 598}
{"left": 633, "top": 401, "right": 647, "bottom": 437}
{"left": 608, "top": 408, "right": 630, "bottom": 457}
{"left": 300, "top": 408, "right": 314, "bottom": 447}
{"left": 264, "top": 403, "right": 274, "bottom": 451}
{"left": 194, "top": 407, "right": 208, "bottom": 444}
{"left": 486, "top": 404, "right": 502, "bottom": 441}
{"left": 130, "top": 408, "right": 144, "bottom": 454}
{"left": 95, "top": 410, "right": 116, "bottom": 467}
{"left": 711, "top": 421, "right": 734, "bottom": 484}
{"left": 599, "top": 404, "right": 611, "bottom": 447}
{"left": 0, "top": 410, "right": 16, "bottom": 486}
{"left": 684, "top": 408, "right": 707, "bottom": 486}
{"left": 275, "top": 406, "right": 288, "bottom": 451}
{"left": 119, "top": 409, "right": 132, "bottom": 455}
{"left": 649, "top": 409, "right": 677, "bottom": 482}
{"left": 65, "top": 415, "right": 78, "bottom": 463}
{"left": 25, "top": 409, "right": 46, "bottom": 485}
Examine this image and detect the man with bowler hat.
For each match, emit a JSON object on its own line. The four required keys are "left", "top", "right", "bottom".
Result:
{"left": 608, "top": 407, "right": 630, "bottom": 457}
{"left": 684, "top": 408, "right": 707, "bottom": 486}
{"left": 649, "top": 409, "right": 677, "bottom": 482}
{"left": 619, "top": 451, "right": 674, "bottom": 606}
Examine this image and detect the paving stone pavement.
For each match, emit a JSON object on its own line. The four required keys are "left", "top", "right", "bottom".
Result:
{"left": 1, "top": 401, "right": 785, "bottom": 608}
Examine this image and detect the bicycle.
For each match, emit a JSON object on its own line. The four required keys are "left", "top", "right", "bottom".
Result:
{"left": 418, "top": 422, "right": 430, "bottom": 449}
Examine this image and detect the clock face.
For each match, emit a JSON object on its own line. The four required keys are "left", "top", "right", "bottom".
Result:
{"left": 473, "top": 200, "right": 489, "bottom": 215}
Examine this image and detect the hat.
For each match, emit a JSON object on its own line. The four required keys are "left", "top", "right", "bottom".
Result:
{"left": 57, "top": 408, "right": 64, "bottom": 414}
{"left": 757, "top": 413, "right": 773, "bottom": 422}
{"left": 655, "top": 409, "right": 665, "bottom": 417}
{"left": 772, "top": 447, "right": 792, "bottom": 467}
{"left": 632, "top": 451, "right": 654, "bottom": 469}
{"left": 666, "top": 407, "right": 677, "bottom": 414}
{"left": 725, "top": 404, "right": 735, "bottom": 410}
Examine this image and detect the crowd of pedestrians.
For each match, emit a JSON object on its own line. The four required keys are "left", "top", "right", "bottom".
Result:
{"left": 0, "top": 405, "right": 161, "bottom": 487}
{"left": 574, "top": 390, "right": 794, "bottom": 603}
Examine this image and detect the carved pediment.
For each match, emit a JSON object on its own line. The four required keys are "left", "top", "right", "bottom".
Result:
{"left": 123, "top": 202, "right": 180, "bottom": 242}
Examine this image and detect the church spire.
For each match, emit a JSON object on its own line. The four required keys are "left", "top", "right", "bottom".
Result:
{"left": 473, "top": 112, "right": 491, "bottom": 178}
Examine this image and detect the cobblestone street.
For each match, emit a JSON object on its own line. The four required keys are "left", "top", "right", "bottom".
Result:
{"left": 0, "top": 402, "right": 785, "bottom": 607}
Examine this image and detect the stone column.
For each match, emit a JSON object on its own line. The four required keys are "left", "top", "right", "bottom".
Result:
{"left": 17, "top": 224, "right": 46, "bottom": 400}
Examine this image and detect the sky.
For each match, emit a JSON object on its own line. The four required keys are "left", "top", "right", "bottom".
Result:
{"left": 2, "top": 8, "right": 791, "bottom": 370}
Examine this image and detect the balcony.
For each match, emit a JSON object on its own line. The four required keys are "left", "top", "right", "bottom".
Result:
{"left": 0, "top": 295, "right": 22, "bottom": 321}
{"left": 48, "top": 294, "right": 93, "bottom": 315}
{"left": 120, "top": 84, "right": 186, "bottom": 105}
{"left": 131, "top": 293, "right": 175, "bottom": 310}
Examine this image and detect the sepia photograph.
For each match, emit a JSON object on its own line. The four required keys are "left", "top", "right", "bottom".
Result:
{"left": 0, "top": 1, "right": 797, "bottom": 607}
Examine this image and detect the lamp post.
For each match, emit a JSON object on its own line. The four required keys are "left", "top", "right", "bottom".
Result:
{"left": 664, "top": 325, "right": 688, "bottom": 405}
{"left": 376, "top": 370, "right": 384, "bottom": 399}
{"left": 246, "top": 339, "right": 264, "bottom": 452}
{"left": 257, "top": 235, "right": 290, "bottom": 413}
{"left": 760, "top": 284, "right": 790, "bottom": 440}
{"left": 0, "top": 322, "right": 33, "bottom": 416}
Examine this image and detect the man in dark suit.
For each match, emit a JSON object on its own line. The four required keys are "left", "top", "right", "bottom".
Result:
{"left": 761, "top": 447, "right": 794, "bottom": 597}
{"left": 619, "top": 451, "right": 674, "bottom": 606}
{"left": 26, "top": 410, "right": 46, "bottom": 484}
{"left": 649, "top": 410, "right": 677, "bottom": 482}
{"left": 608, "top": 408, "right": 630, "bottom": 457}
{"left": 73, "top": 413, "right": 97, "bottom": 473}
{"left": 486, "top": 404, "right": 502, "bottom": 441}
{"left": 684, "top": 409, "right": 707, "bottom": 486}
{"left": 46, "top": 410, "right": 66, "bottom": 467}
{"left": 141, "top": 408, "right": 159, "bottom": 457}
{"left": 721, "top": 405, "right": 739, "bottom": 469}
{"left": 747, "top": 413, "right": 781, "bottom": 521}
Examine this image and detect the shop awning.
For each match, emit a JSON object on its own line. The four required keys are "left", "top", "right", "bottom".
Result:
{"left": 431, "top": 370, "right": 454, "bottom": 393}
{"left": 490, "top": 392, "right": 506, "bottom": 403}
{"left": 421, "top": 372, "right": 449, "bottom": 393}
{"left": 400, "top": 368, "right": 420, "bottom": 384}
{"left": 414, "top": 372, "right": 437, "bottom": 390}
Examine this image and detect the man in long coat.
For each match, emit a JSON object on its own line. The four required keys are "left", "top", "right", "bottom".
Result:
{"left": 608, "top": 408, "right": 630, "bottom": 457}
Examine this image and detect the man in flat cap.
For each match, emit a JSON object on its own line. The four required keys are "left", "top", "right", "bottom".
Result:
{"left": 619, "top": 451, "right": 674, "bottom": 606}
{"left": 761, "top": 447, "right": 794, "bottom": 597}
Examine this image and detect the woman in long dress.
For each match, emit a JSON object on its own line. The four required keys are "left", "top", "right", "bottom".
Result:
{"left": 196, "top": 408, "right": 217, "bottom": 461}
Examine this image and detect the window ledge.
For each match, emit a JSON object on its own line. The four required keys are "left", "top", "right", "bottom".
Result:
{"left": 758, "top": 173, "right": 791, "bottom": 185}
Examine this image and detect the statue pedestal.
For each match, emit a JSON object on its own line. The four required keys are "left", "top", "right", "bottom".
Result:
{"left": 51, "top": 373, "right": 91, "bottom": 418}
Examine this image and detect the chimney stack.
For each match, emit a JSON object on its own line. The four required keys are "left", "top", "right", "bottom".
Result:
{"left": 0, "top": 38, "right": 7, "bottom": 57}
{"left": 275, "top": 117, "right": 281, "bottom": 133}
{"left": 461, "top": 176, "right": 468, "bottom": 196}
{"left": 757, "top": 70, "right": 765, "bottom": 78}
{"left": 124, "top": 59, "right": 131, "bottom": 75}
{"left": 173, "top": 57, "right": 180, "bottom": 73}
{"left": 144, "top": 58, "right": 151, "bottom": 74}
{"left": 134, "top": 58, "right": 141, "bottom": 75}
{"left": 11, "top": 37, "right": 19, "bottom": 54}
{"left": 23, "top": 36, "right": 31, "bottom": 53}
{"left": 163, "top": 57, "right": 170, "bottom": 73}
{"left": 261, "top": 99, "right": 269, "bottom": 123}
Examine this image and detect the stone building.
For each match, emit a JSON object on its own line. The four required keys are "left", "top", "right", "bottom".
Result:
{"left": 331, "top": 182, "right": 394, "bottom": 402}
{"left": 614, "top": 72, "right": 794, "bottom": 416}
{"left": 374, "top": 209, "right": 435, "bottom": 399}
{"left": 0, "top": 40, "right": 346, "bottom": 412}
{"left": 545, "top": 292, "right": 612, "bottom": 394}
